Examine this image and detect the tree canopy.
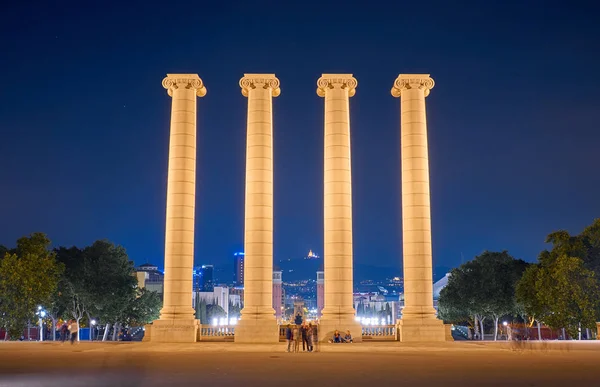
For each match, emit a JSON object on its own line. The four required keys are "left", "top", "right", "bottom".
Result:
{"left": 0, "top": 233, "right": 63, "bottom": 338}
{"left": 438, "top": 251, "right": 527, "bottom": 339}
{"left": 0, "top": 235, "right": 161, "bottom": 340}
{"left": 516, "top": 219, "right": 600, "bottom": 338}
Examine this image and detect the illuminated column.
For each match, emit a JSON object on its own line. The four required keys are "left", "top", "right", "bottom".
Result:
{"left": 151, "top": 74, "right": 206, "bottom": 342}
{"left": 317, "top": 74, "right": 361, "bottom": 341}
{"left": 235, "top": 74, "right": 280, "bottom": 343}
{"left": 392, "top": 74, "right": 445, "bottom": 342}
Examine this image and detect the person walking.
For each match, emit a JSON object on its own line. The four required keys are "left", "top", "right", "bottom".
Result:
{"left": 68, "top": 320, "right": 78, "bottom": 344}
{"left": 293, "top": 325, "right": 300, "bottom": 353}
{"left": 60, "top": 322, "right": 69, "bottom": 343}
{"left": 285, "top": 324, "right": 293, "bottom": 352}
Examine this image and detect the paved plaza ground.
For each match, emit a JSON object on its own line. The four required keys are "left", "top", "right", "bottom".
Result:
{"left": 1, "top": 341, "right": 599, "bottom": 386}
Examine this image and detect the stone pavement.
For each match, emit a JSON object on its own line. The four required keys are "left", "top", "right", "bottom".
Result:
{"left": 1, "top": 341, "right": 600, "bottom": 386}
{"left": 2, "top": 339, "right": 599, "bottom": 352}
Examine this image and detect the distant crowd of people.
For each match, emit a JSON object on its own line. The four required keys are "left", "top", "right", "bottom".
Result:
{"left": 284, "top": 323, "right": 354, "bottom": 352}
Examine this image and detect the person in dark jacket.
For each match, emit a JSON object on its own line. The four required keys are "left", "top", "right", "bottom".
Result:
{"left": 306, "top": 323, "right": 313, "bottom": 352}
{"left": 60, "top": 322, "right": 69, "bottom": 343}
{"left": 285, "top": 325, "right": 293, "bottom": 352}
{"left": 301, "top": 323, "right": 310, "bottom": 351}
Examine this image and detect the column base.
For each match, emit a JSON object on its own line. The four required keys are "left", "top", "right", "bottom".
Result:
{"left": 234, "top": 317, "right": 279, "bottom": 344}
{"left": 318, "top": 314, "right": 362, "bottom": 343}
{"left": 147, "top": 319, "right": 199, "bottom": 343}
{"left": 397, "top": 317, "right": 446, "bottom": 342}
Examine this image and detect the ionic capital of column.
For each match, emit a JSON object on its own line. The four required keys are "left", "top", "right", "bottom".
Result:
{"left": 317, "top": 74, "right": 358, "bottom": 97}
{"left": 391, "top": 74, "right": 435, "bottom": 98}
{"left": 162, "top": 74, "right": 207, "bottom": 97}
{"left": 239, "top": 74, "right": 281, "bottom": 98}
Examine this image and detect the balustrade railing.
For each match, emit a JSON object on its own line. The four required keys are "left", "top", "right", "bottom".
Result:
{"left": 198, "top": 325, "right": 235, "bottom": 341}
{"left": 197, "top": 324, "right": 398, "bottom": 341}
{"left": 361, "top": 325, "right": 397, "bottom": 340}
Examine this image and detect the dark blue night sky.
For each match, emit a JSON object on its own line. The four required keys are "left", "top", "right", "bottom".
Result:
{"left": 1, "top": 1, "right": 599, "bottom": 278}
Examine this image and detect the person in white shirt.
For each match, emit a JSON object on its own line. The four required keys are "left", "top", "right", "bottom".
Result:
{"left": 68, "top": 320, "right": 78, "bottom": 344}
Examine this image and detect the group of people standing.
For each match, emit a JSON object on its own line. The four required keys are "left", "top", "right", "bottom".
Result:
{"left": 285, "top": 323, "right": 318, "bottom": 353}
{"left": 58, "top": 320, "right": 78, "bottom": 344}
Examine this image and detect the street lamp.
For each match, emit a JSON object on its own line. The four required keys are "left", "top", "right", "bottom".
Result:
{"left": 90, "top": 320, "right": 97, "bottom": 341}
{"left": 37, "top": 308, "right": 46, "bottom": 341}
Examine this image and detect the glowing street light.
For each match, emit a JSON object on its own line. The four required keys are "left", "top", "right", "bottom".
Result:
{"left": 37, "top": 307, "right": 46, "bottom": 341}
{"left": 90, "top": 319, "right": 97, "bottom": 341}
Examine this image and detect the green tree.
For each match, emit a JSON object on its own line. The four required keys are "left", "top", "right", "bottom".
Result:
{"left": 357, "top": 301, "right": 365, "bottom": 316}
{"left": 82, "top": 240, "right": 137, "bottom": 341}
{"left": 195, "top": 297, "right": 208, "bottom": 324}
{"left": 228, "top": 301, "right": 241, "bottom": 319}
{"left": 541, "top": 219, "right": 600, "bottom": 277}
{"left": 477, "top": 251, "right": 528, "bottom": 340}
{"left": 517, "top": 219, "right": 600, "bottom": 339}
{"left": 124, "top": 288, "right": 162, "bottom": 326}
{"left": 54, "top": 246, "right": 88, "bottom": 329}
{"left": 385, "top": 303, "right": 392, "bottom": 322}
{"left": 516, "top": 264, "right": 547, "bottom": 339}
{"left": 438, "top": 251, "right": 526, "bottom": 340}
{"left": 438, "top": 258, "right": 487, "bottom": 338}
{"left": 530, "top": 256, "right": 599, "bottom": 338}
{"left": 207, "top": 304, "right": 226, "bottom": 323}
{"left": 0, "top": 233, "right": 63, "bottom": 339}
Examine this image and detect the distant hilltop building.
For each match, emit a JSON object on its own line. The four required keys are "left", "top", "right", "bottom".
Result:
{"left": 305, "top": 249, "right": 320, "bottom": 260}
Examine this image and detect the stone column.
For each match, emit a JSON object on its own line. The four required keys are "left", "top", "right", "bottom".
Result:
{"left": 234, "top": 74, "right": 280, "bottom": 343}
{"left": 317, "top": 74, "right": 361, "bottom": 341}
{"left": 391, "top": 74, "right": 445, "bottom": 342}
{"left": 150, "top": 74, "right": 206, "bottom": 342}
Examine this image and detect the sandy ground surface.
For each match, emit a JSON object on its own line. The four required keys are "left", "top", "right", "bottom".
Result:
{"left": 0, "top": 341, "right": 598, "bottom": 386}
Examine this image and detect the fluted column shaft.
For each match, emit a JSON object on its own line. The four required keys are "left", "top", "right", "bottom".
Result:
{"left": 392, "top": 74, "right": 437, "bottom": 320}
{"left": 318, "top": 74, "right": 358, "bottom": 325}
{"left": 241, "top": 74, "right": 280, "bottom": 320}
{"left": 160, "top": 74, "right": 206, "bottom": 321}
